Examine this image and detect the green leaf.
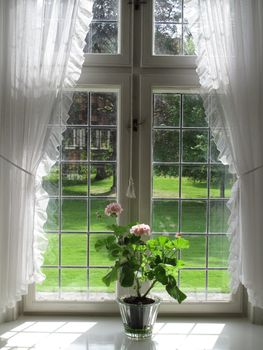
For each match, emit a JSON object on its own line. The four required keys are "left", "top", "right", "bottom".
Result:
{"left": 95, "top": 239, "right": 106, "bottom": 251}
{"left": 119, "top": 264, "right": 135, "bottom": 287}
{"left": 102, "top": 266, "right": 118, "bottom": 287}
{"left": 173, "top": 237, "right": 190, "bottom": 250}
{"left": 154, "top": 265, "right": 168, "bottom": 285}
{"left": 166, "top": 284, "right": 187, "bottom": 303}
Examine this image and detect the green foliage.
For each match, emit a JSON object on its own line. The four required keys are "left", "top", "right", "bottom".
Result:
{"left": 95, "top": 222, "right": 190, "bottom": 303}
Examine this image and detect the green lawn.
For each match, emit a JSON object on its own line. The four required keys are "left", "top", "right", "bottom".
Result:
{"left": 38, "top": 175, "right": 232, "bottom": 295}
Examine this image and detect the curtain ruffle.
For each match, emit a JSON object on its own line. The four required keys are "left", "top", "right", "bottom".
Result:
{"left": 185, "top": 0, "right": 240, "bottom": 293}
{"left": 33, "top": 0, "right": 93, "bottom": 282}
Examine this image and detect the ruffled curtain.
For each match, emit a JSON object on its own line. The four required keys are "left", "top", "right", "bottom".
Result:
{"left": 186, "top": 0, "right": 263, "bottom": 307}
{"left": 0, "top": 0, "right": 92, "bottom": 313}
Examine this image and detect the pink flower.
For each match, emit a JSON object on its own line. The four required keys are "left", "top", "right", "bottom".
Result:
{"left": 130, "top": 224, "right": 151, "bottom": 236}
{"left": 175, "top": 232, "right": 182, "bottom": 238}
{"left": 104, "top": 202, "right": 123, "bottom": 217}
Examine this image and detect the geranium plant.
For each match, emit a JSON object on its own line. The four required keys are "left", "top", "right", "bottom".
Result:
{"left": 95, "top": 202, "right": 190, "bottom": 304}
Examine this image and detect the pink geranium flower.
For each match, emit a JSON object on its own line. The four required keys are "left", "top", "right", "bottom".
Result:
{"left": 130, "top": 223, "right": 151, "bottom": 236}
{"left": 104, "top": 202, "right": 123, "bottom": 217}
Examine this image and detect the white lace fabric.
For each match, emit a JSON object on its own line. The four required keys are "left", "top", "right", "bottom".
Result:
{"left": 0, "top": 0, "right": 93, "bottom": 313}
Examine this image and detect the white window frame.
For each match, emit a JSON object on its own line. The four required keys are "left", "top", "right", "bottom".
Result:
{"left": 141, "top": 0, "right": 196, "bottom": 68}
{"left": 84, "top": 1, "right": 131, "bottom": 67}
{"left": 24, "top": 72, "right": 132, "bottom": 314}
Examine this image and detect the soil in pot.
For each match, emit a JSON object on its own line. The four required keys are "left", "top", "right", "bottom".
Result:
{"left": 123, "top": 296, "right": 155, "bottom": 305}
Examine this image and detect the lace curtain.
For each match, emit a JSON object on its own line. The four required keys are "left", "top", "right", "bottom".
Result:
{"left": 0, "top": 0, "right": 92, "bottom": 313}
{"left": 186, "top": 0, "right": 263, "bottom": 308}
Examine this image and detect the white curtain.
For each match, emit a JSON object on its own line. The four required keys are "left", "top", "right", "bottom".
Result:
{"left": 186, "top": 0, "right": 263, "bottom": 308}
{"left": 0, "top": 0, "right": 92, "bottom": 313}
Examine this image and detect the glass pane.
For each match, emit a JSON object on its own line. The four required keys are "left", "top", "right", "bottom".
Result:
{"left": 44, "top": 199, "right": 59, "bottom": 231}
{"left": 90, "top": 129, "right": 117, "bottom": 161}
{"left": 183, "top": 95, "right": 206, "bottom": 127}
{"left": 89, "top": 268, "right": 115, "bottom": 293}
{"left": 43, "top": 234, "right": 59, "bottom": 266}
{"left": 153, "top": 130, "right": 179, "bottom": 162}
{"left": 180, "top": 270, "right": 206, "bottom": 296}
{"left": 208, "top": 270, "right": 231, "bottom": 294}
{"left": 182, "top": 165, "right": 208, "bottom": 198}
{"left": 61, "top": 268, "right": 87, "bottom": 292}
{"left": 67, "top": 92, "right": 88, "bottom": 125}
{"left": 91, "top": 92, "right": 117, "bottom": 126}
{"left": 62, "top": 199, "right": 87, "bottom": 231}
{"left": 85, "top": 22, "right": 118, "bottom": 54}
{"left": 92, "top": 0, "right": 118, "bottom": 20}
{"left": 152, "top": 200, "right": 179, "bottom": 232}
{"left": 62, "top": 163, "right": 88, "bottom": 196}
{"left": 208, "top": 235, "right": 229, "bottom": 268}
{"left": 183, "top": 130, "right": 208, "bottom": 162}
{"left": 90, "top": 199, "right": 117, "bottom": 232}
{"left": 153, "top": 165, "right": 179, "bottom": 198}
{"left": 61, "top": 234, "right": 87, "bottom": 266}
{"left": 90, "top": 164, "right": 116, "bottom": 196}
{"left": 154, "top": 24, "right": 182, "bottom": 55}
{"left": 42, "top": 163, "right": 59, "bottom": 196}
{"left": 181, "top": 235, "right": 206, "bottom": 268}
{"left": 183, "top": 26, "right": 195, "bottom": 55}
{"left": 210, "top": 140, "right": 221, "bottom": 163}
{"left": 36, "top": 268, "right": 59, "bottom": 293}
{"left": 62, "top": 128, "right": 88, "bottom": 161}
{"left": 209, "top": 200, "right": 229, "bottom": 233}
{"left": 182, "top": 200, "right": 207, "bottom": 233}
{"left": 154, "top": 0, "right": 182, "bottom": 22}
{"left": 153, "top": 93, "right": 180, "bottom": 127}
{"left": 89, "top": 234, "right": 114, "bottom": 266}
{"left": 210, "top": 165, "right": 235, "bottom": 199}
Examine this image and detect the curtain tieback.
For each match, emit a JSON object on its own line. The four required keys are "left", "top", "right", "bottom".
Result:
{"left": 241, "top": 164, "right": 263, "bottom": 177}
{"left": 0, "top": 153, "right": 33, "bottom": 176}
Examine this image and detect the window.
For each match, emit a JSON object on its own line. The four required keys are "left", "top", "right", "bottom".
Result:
{"left": 26, "top": 0, "right": 242, "bottom": 313}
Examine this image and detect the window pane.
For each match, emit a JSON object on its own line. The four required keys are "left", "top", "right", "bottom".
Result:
{"left": 153, "top": 93, "right": 180, "bottom": 127}
{"left": 182, "top": 200, "right": 207, "bottom": 233}
{"left": 67, "top": 92, "right": 88, "bottom": 125}
{"left": 42, "top": 163, "right": 59, "bottom": 196}
{"left": 89, "top": 269, "right": 115, "bottom": 293}
{"left": 62, "top": 163, "right": 88, "bottom": 196}
{"left": 90, "top": 164, "right": 116, "bottom": 197}
{"left": 183, "top": 130, "right": 208, "bottom": 162}
{"left": 84, "top": 0, "right": 119, "bottom": 54}
{"left": 208, "top": 270, "right": 231, "bottom": 294}
{"left": 62, "top": 199, "right": 87, "bottom": 231}
{"left": 43, "top": 234, "right": 59, "bottom": 266}
{"left": 62, "top": 128, "right": 88, "bottom": 161}
{"left": 61, "top": 268, "right": 87, "bottom": 292}
{"left": 36, "top": 268, "right": 59, "bottom": 293}
{"left": 208, "top": 235, "right": 229, "bottom": 268}
{"left": 182, "top": 165, "right": 208, "bottom": 198}
{"left": 154, "top": 0, "right": 182, "bottom": 22}
{"left": 152, "top": 200, "right": 179, "bottom": 232}
{"left": 180, "top": 270, "right": 206, "bottom": 299}
{"left": 154, "top": 24, "right": 182, "bottom": 55}
{"left": 44, "top": 199, "right": 59, "bottom": 231}
{"left": 90, "top": 199, "right": 116, "bottom": 232}
{"left": 181, "top": 235, "right": 206, "bottom": 268}
{"left": 61, "top": 234, "right": 87, "bottom": 266}
{"left": 90, "top": 129, "right": 117, "bottom": 161}
{"left": 89, "top": 234, "right": 113, "bottom": 266}
{"left": 183, "top": 95, "right": 206, "bottom": 127}
{"left": 210, "top": 140, "right": 221, "bottom": 163}
{"left": 210, "top": 165, "right": 235, "bottom": 199}
{"left": 153, "top": 165, "right": 179, "bottom": 198}
{"left": 209, "top": 200, "right": 229, "bottom": 233}
{"left": 91, "top": 92, "right": 117, "bottom": 126}
{"left": 153, "top": 130, "right": 180, "bottom": 162}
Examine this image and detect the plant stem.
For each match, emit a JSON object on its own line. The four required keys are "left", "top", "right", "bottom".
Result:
{"left": 142, "top": 280, "right": 157, "bottom": 298}
{"left": 135, "top": 276, "right": 141, "bottom": 297}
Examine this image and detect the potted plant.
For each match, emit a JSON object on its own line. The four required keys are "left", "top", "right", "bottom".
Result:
{"left": 95, "top": 202, "right": 190, "bottom": 340}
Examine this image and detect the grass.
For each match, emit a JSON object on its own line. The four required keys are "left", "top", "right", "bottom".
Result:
{"left": 38, "top": 175, "right": 232, "bottom": 295}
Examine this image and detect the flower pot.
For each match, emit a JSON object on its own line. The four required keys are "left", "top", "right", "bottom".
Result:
{"left": 117, "top": 296, "right": 161, "bottom": 340}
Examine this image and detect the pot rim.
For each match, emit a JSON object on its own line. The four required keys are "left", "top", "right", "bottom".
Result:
{"left": 116, "top": 296, "right": 161, "bottom": 308}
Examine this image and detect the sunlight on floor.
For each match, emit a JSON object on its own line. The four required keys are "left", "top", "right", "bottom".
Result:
{"left": 0, "top": 320, "right": 226, "bottom": 350}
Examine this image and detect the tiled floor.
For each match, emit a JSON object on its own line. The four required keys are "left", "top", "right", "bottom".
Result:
{"left": 0, "top": 316, "right": 262, "bottom": 350}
